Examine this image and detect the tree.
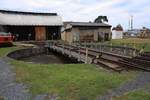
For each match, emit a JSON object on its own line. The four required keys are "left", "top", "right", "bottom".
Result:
{"left": 94, "top": 16, "right": 108, "bottom": 23}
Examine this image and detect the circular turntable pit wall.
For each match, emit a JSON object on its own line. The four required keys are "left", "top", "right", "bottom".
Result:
{"left": 7, "top": 47, "right": 47, "bottom": 60}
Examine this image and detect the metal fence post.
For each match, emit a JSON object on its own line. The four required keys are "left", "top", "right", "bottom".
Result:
{"left": 132, "top": 44, "right": 136, "bottom": 57}
{"left": 110, "top": 43, "right": 113, "bottom": 52}
{"left": 85, "top": 48, "right": 89, "bottom": 64}
{"left": 124, "top": 44, "right": 127, "bottom": 56}
{"left": 69, "top": 46, "right": 71, "bottom": 57}
{"left": 78, "top": 46, "right": 81, "bottom": 62}
{"left": 63, "top": 43, "right": 65, "bottom": 54}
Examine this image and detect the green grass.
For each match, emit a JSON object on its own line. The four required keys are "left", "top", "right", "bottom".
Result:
{"left": 10, "top": 60, "right": 137, "bottom": 100}
{"left": 0, "top": 45, "right": 138, "bottom": 99}
{"left": 113, "top": 89, "right": 150, "bottom": 100}
{"left": 110, "top": 38, "right": 150, "bottom": 52}
{"left": 0, "top": 46, "right": 20, "bottom": 57}
{"left": 0, "top": 97, "right": 4, "bottom": 100}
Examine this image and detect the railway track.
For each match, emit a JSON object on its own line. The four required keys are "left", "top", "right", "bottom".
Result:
{"left": 48, "top": 44, "right": 150, "bottom": 72}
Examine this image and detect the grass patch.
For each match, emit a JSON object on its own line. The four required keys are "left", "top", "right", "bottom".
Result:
{"left": 111, "top": 38, "right": 150, "bottom": 44}
{"left": 0, "top": 45, "right": 138, "bottom": 99}
{"left": 113, "top": 89, "right": 150, "bottom": 100}
{"left": 10, "top": 60, "right": 137, "bottom": 100}
{"left": 110, "top": 38, "right": 150, "bottom": 52}
{"left": 0, "top": 46, "right": 20, "bottom": 57}
{"left": 0, "top": 97, "right": 4, "bottom": 100}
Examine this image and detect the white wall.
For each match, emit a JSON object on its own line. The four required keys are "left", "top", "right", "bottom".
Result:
{"left": 112, "top": 30, "right": 123, "bottom": 39}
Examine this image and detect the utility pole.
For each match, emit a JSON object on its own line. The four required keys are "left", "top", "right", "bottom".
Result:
{"left": 129, "top": 16, "right": 131, "bottom": 30}
{"left": 128, "top": 15, "right": 134, "bottom": 31}
{"left": 131, "top": 15, "right": 133, "bottom": 30}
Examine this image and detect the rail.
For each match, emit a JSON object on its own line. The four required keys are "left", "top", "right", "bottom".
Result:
{"left": 45, "top": 42, "right": 150, "bottom": 72}
{"left": 45, "top": 41, "right": 140, "bottom": 58}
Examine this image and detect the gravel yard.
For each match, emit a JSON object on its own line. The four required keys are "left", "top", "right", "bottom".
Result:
{"left": 0, "top": 59, "right": 31, "bottom": 100}
{"left": 97, "top": 72, "right": 150, "bottom": 100}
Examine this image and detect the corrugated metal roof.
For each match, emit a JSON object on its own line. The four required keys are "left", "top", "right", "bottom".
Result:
{"left": 0, "top": 11, "right": 63, "bottom": 26}
{"left": 69, "top": 22, "right": 111, "bottom": 27}
{"left": 0, "top": 10, "right": 57, "bottom": 16}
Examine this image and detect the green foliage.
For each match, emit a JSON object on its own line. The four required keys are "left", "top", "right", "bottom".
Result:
{"left": 11, "top": 60, "right": 136, "bottom": 100}
{"left": 94, "top": 16, "right": 108, "bottom": 23}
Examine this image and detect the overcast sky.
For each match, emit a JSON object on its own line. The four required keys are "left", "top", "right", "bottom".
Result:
{"left": 0, "top": 0, "right": 149, "bottom": 29}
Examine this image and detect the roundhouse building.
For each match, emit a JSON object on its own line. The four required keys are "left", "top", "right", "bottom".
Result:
{"left": 0, "top": 10, "right": 63, "bottom": 41}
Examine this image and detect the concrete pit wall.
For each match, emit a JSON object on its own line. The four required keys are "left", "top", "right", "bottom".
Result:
{"left": 7, "top": 47, "right": 47, "bottom": 60}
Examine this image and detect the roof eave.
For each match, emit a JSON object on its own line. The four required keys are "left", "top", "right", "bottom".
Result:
{"left": 72, "top": 25, "right": 112, "bottom": 27}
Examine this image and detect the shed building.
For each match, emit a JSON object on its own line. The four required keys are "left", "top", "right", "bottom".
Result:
{"left": 112, "top": 24, "right": 123, "bottom": 39}
{"left": 61, "top": 22, "right": 112, "bottom": 43}
{"left": 0, "top": 10, "right": 63, "bottom": 41}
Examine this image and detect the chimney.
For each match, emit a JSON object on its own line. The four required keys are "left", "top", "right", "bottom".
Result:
{"left": 129, "top": 15, "right": 133, "bottom": 30}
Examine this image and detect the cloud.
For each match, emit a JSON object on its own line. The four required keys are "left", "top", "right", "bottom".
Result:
{"left": 0, "top": 0, "right": 149, "bottom": 29}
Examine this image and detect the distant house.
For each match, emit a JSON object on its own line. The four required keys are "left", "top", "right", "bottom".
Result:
{"left": 140, "top": 27, "right": 150, "bottom": 38}
{"left": 124, "top": 28, "right": 150, "bottom": 39}
{"left": 61, "top": 22, "right": 112, "bottom": 43}
{"left": 124, "top": 29, "right": 141, "bottom": 38}
{"left": 0, "top": 10, "right": 63, "bottom": 41}
{"left": 112, "top": 24, "right": 123, "bottom": 39}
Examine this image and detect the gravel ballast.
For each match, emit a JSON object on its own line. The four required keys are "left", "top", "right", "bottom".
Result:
{"left": 0, "top": 59, "right": 31, "bottom": 100}
{"left": 97, "top": 71, "right": 150, "bottom": 100}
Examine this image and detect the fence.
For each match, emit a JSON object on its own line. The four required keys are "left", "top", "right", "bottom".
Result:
{"left": 45, "top": 41, "right": 140, "bottom": 58}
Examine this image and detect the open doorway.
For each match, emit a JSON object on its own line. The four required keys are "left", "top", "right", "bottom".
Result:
{"left": 6, "top": 26, "right": 35, "bottom": 41}
{"left": 46, "top": 26, "right": 60, "bottom": 40}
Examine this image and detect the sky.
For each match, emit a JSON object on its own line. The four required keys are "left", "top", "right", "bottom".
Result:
{"left": 0, "top": 0, "right": 150, "bottom": 29}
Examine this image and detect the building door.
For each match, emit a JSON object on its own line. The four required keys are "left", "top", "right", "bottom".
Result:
{"left": 35, "top": 27, "right": 46, "bottom": 41}
{"left": 104, "top": 33, "right": 109, "bottom": 41}
{"left": 7, "top": 26, "right": 35, "bottom": 41}
{"left": 46, "top": 27, "right": 60, "bottom": 40}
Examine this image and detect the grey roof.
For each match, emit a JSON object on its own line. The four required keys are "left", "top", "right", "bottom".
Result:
{"left": 0, "top": 10, "right": 57, "bottom": 16}
{"left": 0, "top": 10, "right": 63, "bottom": 26}
{"left": 69, "top": 22, "right": 112, "bottom": 27}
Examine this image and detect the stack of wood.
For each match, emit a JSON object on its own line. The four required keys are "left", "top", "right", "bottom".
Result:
{"left": 80, "top": 35, "right": 94, "bottom": 42}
